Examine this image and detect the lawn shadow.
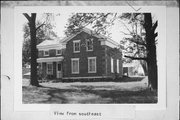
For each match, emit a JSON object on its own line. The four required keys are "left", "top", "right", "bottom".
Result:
{"left": 119, "top": 76, "right": 145, "bottom": 82}
{"left": 23, "top": 83, "right": 157, "bottom": 104}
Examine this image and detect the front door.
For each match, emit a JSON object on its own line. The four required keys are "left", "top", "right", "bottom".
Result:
{"left": 57, "top": 62, "right": 62, "bottom": 78}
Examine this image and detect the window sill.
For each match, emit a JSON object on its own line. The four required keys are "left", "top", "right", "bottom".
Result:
{"left": 88, "top": 71, "right": 96, "bottom": 73}
{"left": 73, "top": 51, "right": 80, "bottom": 53}
{"left": 72, "top": 72, "right": 79, "bottom": 74}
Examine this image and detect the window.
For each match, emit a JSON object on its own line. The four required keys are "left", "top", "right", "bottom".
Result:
{"left": 86, "top": 39, "right": 93, "bottom": 51}
{"left": 88, "top": 57, "right": 96, "bottom": 73}
{"left": 111, "top": 58, "right": 114, "bottom": 73}
{"left": 44, "top": 50, "right": 49, "bottom": 56}
{"left": 47, "top": 63, "right": 53, "bottom": 75}
{"left": 57, "top": 63, "right": 61, "bottom": 71}
{"left": 71, "top": 58, "right": 79, "bottom": 74}
{"left": 38, "top": 63, "right": 42, "bottom": 75}
{"left": 117, "top": 59, "right": 119, "bottom": 73}
{"left": 56, "top": 49, "right": 62, "bottom": 55}
{"left": 73, "top": 40, "right": 80, "bottom": 53}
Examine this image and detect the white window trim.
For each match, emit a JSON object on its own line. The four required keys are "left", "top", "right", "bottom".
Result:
{"left": 117, "top": 59, "right": 119, "bottom": 73}
{"left": 73, "top": 40, "right": 80, "bottom": 53}
{"left": 44, "top": 50, "right": 49, "bottom": 56}
{"left": 56, "top": 49, "right": 62, "bottom": 55}
{"left": 86, "top": 39, "right": 93, "bottom": 51}
{"left": 111, "top": 57, "right": 114, "bottom": 73}
{"left": 47, "top": 62, "right": 53, "bottom": 75}
{"left": 88, "top": 57, "right": 97, "bottom": 73}
{"left": 71, "top": 58, "right": 79, "bottom": 74}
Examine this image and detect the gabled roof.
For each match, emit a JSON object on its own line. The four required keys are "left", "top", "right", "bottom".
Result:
{"left": 37, "top": 38, "right": 64, "bottom": 50}
{"left": 61, "top": 28, "right": 119, "bottom": 48}
{"left": 37, "top": 38, "right": 61, "bottom": 47}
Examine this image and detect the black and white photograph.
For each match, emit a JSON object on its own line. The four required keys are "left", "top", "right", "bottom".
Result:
{"left": 1, "top": 1, "right": 179, "bottom": 120}
{"left": 13, "top": 5, "right": 167, "bottom": 110}
{"left": 21, "top": 11, "right": 160, "bottom": 104}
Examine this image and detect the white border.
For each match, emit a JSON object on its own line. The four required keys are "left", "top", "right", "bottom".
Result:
{"left": 14, "top": 6, "right": 166, "bottom": 111}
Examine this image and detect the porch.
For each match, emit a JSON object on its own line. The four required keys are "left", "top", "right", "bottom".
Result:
{"left": 37, "top": 57, "right": 64, "bottom": 80}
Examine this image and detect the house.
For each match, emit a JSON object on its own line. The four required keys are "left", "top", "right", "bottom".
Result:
{"left": 123, "top": 61, "right": 145, "bottom": 76}
{"left": 37, "top": 28, "right": 123, "bottom": 81}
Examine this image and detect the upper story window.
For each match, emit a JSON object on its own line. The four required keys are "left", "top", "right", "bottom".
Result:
{"left": 56, "top": 49, "right": 62, "bottom": 55}
{"left": 73, "top": 40, "right": 80, "bottom": 53}
{"left": 44, "top": 50, "right": 49, "bottom": 56}
{"left": 86, "top": 39, "right": 93, "bottom": 51}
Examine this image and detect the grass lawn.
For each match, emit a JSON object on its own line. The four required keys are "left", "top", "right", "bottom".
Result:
{"left": 22, "top": 77, "right": 157, "bottom": 104}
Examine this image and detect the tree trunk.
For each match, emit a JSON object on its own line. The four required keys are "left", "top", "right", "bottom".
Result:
{"left": 144, "top": 13, "right": 158, "bottom": 90}
{"left": 29, "top": 13, "right": 39, "bottom": 86}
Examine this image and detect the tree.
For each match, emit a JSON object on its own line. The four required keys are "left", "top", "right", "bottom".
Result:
{"left": 122, "top": 13, "right": 158, "bottom": 89}
{"left": 119, "top": 13, "right": 158, "bottom": 89}
{"left": 119, "top": 13, "right": 148, "bottom": 76}
{"left": 65, "top": 13, "right": 113, "bottom": 36}
{"left": 22, "top": 20, "right": 57, "bottom": 67}
{"left": 23, "top": 13, "right": 57, "bottom": 86}
{"left": 23, "top": 13, "right": 39, "bottom": 86}
{"left": 65, "top": 13, "right": 158, "bottom": 90}
{"left": 143, "top": 13, "right": 158, "bottom": 90}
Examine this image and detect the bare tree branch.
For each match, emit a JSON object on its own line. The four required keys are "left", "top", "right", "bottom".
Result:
{"left": 154, "top": 32, "right": 158, "bottom": 38}
{"left": 110, "top": 13, "right": 117, "bottom": 23}
{"left": 124, "top": 55, "right": 147, "bottom": 61}
{"left": 120, "top": 31, "right": 131, "bottom": 35}
{"left": 119, "top": 20, "right": 132, "bottom": 34}
{"left": 23, "top": 13, "right": 31, "bottom": 22}
{"left": 79, "top": 13, "right": 111, "bottom": 30}
{"left": 152, "top": 21, "right": 158, "bottom": 32}
{"left": 36, "top": 22, "right": 46, "bottom": 31}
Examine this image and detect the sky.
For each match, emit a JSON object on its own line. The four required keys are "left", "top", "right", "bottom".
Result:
{"left": 19, "top": 13, "right": 129, "bottom": 44}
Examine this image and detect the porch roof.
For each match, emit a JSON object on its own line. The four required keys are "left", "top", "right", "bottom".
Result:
{"left": 37, "top": 56, "right": 64, "bottom": 63}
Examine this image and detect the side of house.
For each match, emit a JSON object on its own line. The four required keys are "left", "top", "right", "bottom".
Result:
{"left": 62, "top": 29, "right": 123, "bottom": 80}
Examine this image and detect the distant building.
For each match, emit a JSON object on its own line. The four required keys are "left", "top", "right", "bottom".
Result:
{"left": 123, "top": 61, "right": 145, "bottom": 76}
{"left": 37, "top": 28, "right": 123, "bottom": 80}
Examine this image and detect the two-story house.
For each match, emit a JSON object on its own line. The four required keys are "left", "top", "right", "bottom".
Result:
{"left": 37, "top": 28, "right": 123, "bottom": 81}
{"left": 37, "top": 38, "right": 65, "bottom": 79}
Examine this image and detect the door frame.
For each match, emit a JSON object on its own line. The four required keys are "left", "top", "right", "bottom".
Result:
{"left": 56, "top": 61, "right": 62, "bottom": 78}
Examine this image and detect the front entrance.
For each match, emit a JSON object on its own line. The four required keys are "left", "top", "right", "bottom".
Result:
{"left": 56, "top": 62, "right": 62, "bottom": 78}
